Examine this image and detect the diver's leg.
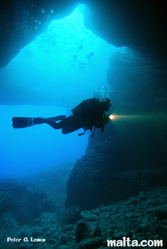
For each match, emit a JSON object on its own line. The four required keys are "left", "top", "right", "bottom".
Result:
{"left": 78, "top": 128, "right": 86, "bottom": 136}
{"left": 33, "top": 117, "right": 44, "bottom": 124}
{"left": 61, "top": 116, "right": 83, "bottom": 134}
{"left": 33, "top": 117, "right": 63, "bottom": 129}
{"left": 33, "top": 115, "right": 66, "bottom": 124}
{"left": 43, "top": 120, "right": 63, "bottom": 129}
{"left": 45, "top": 115, "right": 66, "bottom": 122}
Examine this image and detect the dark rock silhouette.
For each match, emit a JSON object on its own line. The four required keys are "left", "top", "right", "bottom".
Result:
{"left": 66, "top": 53, "right": 167, "bottom": 210}
{"left": 1, "top": 0, "right": 167, "bottom": 68}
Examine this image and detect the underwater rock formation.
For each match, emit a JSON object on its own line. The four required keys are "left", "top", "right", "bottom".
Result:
{"left": 84, "top": 0, "right": 167, "bottom": 63}
{"left": 107, "top": 52, "right": 167, "bottom": 166}
{"left": 62, "top": 205, "right": 81, "bottom": 225}
{"left": 87, "top": 52, "right": 167, "bottom": 163}
{"left": 34, "top": 161, "right": 75, "bottom": 200}
{"left": 66, "top": 141, "right": 167, "bottom": 210}
{"left": 0, "top": 0, "right": 167, "bottom": 68}
{"left": 0, "top": 179, "right": 58, "bottom": 224}
{"left": 66, "top": 53, "right": 167, "bottom": 210}
{"left": 0, "top": 0, "right": 80, "bottom": 68}
{"left": 1, "top": 184, "right": 167, "bottom": 248}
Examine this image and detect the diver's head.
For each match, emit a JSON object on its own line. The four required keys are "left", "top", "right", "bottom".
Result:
{"left": 101, "top": 98, "right": 112, "bottom": 111}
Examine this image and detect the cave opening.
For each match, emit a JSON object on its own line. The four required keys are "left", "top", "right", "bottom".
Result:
{"left": 0, "top": 4, "right": 127, "bottom": 181}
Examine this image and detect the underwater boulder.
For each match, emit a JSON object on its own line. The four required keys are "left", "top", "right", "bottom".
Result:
{"left": 76, "top": 220, "right": 89, "bottom": 242}
{"left": 62, "top": 205, "right": 81, "bottom": 225}
{"left": 66, "top": 148, "right": 167, "bottom": 210}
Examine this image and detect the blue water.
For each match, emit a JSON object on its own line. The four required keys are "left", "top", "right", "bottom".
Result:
{"left": 0, "top": 4, "right": 125, "bottom": 181}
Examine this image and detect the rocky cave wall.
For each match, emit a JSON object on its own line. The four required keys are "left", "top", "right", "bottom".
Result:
{"left": 1, "top": 0, "right": 167, "bottom": 69}
{"left": 0, "top": 0, "right": 81, "bottom": 68}
{"left": 66, "top": 52, "right": 167, "bottom": 210}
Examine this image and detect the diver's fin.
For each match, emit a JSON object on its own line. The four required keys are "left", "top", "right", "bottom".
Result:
{"left": 12, "top": 115, "right": 66, "bottom": 129}
{"left": 12, "top": 117, "right": 35, "bottom": 128}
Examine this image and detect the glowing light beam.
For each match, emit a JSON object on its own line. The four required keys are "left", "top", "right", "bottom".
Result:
{"left": 108, "top": 113, "right": 166, "bottom": 122}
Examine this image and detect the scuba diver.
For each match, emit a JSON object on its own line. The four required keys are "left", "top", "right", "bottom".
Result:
{"left": 12, "top": 98, "right": 112, "bottom": 137}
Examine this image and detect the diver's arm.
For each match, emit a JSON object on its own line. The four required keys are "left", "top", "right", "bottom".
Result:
{"left": 101, "top": 126, "right": 104, "bottom": 132}
{"left": 90, "top": 126, "right": 96, "bottom": 137}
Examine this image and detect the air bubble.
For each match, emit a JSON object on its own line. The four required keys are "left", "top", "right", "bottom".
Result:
{"left": 50, "top": 9, "right": 54, "bottom": 14}
{"left": 41, "top": 9, "right": 45, "bottom": 14}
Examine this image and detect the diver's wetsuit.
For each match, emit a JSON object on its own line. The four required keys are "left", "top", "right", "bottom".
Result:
{"left": 12, "top": 98, "right": 112, "bottom": 137}
{"left": 30, "top": 98, "right": 112, "bottom": 136}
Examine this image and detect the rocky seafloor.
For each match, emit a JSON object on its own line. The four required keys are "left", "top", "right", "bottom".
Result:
{"left": 0, "top": 169, "right": 167, "bottom": 249}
